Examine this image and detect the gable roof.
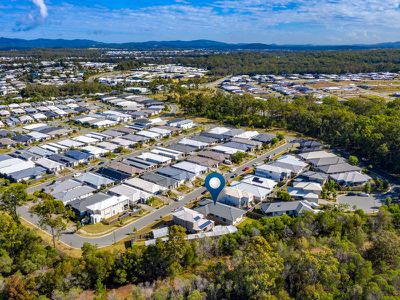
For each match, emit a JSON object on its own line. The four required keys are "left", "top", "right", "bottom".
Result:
{"left": 318, "top": 163, "right": 361, "bottom": 174}
{"left": 195, "top": 199, "right": 246, "bottom": 222}
{"left": 261, "top": 200, "right": 317, "bottom": 214}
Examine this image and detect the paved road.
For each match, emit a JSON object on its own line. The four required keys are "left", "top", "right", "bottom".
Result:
{"left": 18, "top": 142, "right": 292, "bottom": 249}
{"left": 200, "top": 76, "right": 230, "bottom": 90}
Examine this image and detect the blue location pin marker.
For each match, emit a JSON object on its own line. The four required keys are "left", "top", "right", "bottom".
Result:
{"left": 205, "top": 172, "right": 225, "bottom": 205}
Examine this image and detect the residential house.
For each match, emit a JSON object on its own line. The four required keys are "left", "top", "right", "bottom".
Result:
{"left": 255, "top": 164, "right": 292, "bottom": 182}
{"left": 331, "top": 171, "right": 372, "bottom": 186}
{"left": 195, "top": 199, "right": 246, "bottom": 225}
{"left": 220, "top": 186, "right": 254, "bottom": 208}
{"left": 75, "top": 172, "right": 115, "bottom": 189}
{"left": 261, "top": 200, "right": 320, "bottom": 217}
{"left": 172, "top": 207, "right": 214, "bottom": 233}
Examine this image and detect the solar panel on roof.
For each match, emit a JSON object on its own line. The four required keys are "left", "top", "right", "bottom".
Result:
{"left": 198, "top": 220, "right": 212, "bottom": 229}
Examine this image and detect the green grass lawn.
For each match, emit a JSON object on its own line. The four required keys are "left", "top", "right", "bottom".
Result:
{"left": 176, "top": 184, "right": 191, "bottom": 193}
{"left": 146, "top": 197, "right": 165, "bottom": 209}
{"left": 79, "top": 210, "right": 148, "bottom": 235}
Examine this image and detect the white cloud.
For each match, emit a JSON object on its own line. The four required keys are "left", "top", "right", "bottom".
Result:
{"left": 32, "top": 0, "right": 48, "bottom": 19}
{"left": 4, "top": 0, "right": 400, "bottom": 43}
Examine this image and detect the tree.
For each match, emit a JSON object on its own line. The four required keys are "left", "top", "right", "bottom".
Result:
{"left": 231, "top": 236, "right": 284, "bottom": 298}
{"left": 231, "top": 152, "right": 246, "bottom": 164}
{"left": 30, "top": 197, "right": 70, "bottom": 248}
{"left": 348, "top": 155, "right": 359, "bottom": 166}
{"left": 6, "top": 275, "right": 32, "bottom": 300}
{"left": 277, "top": 190, "right": 292, "bottom": 201}
{"left": 364, "top": 182, "right": 372, "bottom": 194}
{"left": 0, "top": 184, "right": 28, "bottom": 222}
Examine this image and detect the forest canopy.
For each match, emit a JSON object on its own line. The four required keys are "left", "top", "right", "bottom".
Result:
{"left": 167, "top": 50, "right": 400, "bottom": 75}
{"left": 179, "top": 92, "right": 400, "bottom": 174}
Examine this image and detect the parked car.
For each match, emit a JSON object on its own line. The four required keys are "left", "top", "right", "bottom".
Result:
{"left": 359, "top": 193, "right": 370, "bottom": 197}
{"left": 243, "top": 166, "right": 251, "bottom": 172}
{"left": 73, "top": 172, "right": 82, "bottom": 178}
{"left": 224, "top": 159, "right": 232, "bottom": 165}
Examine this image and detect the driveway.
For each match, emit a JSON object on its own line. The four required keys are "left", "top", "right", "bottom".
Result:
{"left": 337, "top": 194, "right": 382, "bottom": 214}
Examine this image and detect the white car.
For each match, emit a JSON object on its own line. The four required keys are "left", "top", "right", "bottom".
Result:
{"left": 73, "top": 172, "right": 82, "bottom": 178}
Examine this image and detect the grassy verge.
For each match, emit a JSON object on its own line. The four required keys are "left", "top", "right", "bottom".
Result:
{"left": 146, "top": 197, "right": 165, "bottom": 209}
{"left": 20, "top": 218, "right": 82, "bottom": 257}
{"left": 78, "top": 210, "right": 149, "bottom": 236}
{"left": 176, "top": 184, "right": 191, "bottom": 193}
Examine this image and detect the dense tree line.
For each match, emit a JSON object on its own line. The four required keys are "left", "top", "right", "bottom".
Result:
{"left": 179, "top": 92, "right": 400, "bottom": 174}
{"left": 1, "top": 194, "right": 400, "bottom": 299}
{"left": 167, "top": 50, "right": 400, "bottom": 75}
{"left": 21, "top": 81, "right": 112, "bottom": 98}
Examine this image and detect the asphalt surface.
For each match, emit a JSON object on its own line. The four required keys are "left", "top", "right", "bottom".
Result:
{"left": 337, "top": 194, "right": 383, "bottom": 214}
{"left": 18, "top": 142, "right": 292, "bottom": 249}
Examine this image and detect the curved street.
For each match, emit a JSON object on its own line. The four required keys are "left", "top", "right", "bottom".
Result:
{"left": 17, "top": 142, "right": 292, "bottom": 249}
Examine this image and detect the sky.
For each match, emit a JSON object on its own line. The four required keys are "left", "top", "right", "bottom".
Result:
{"left": 1, "top": 0, "right": 400, "bottom": 44}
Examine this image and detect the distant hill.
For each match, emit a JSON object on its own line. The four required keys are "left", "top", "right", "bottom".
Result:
{"left": 1, "top": 37, "right": 400, "bottom": 50}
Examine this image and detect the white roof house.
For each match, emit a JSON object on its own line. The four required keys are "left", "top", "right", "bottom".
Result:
{"left": 108, "top": 184, "right": 152, "bottom": 204}
{"left": 136, "top": 130, "right": 161, "bottom": 139}
{"left": 211, "top": 145, "right": 242, "bottom": 155}
{"left": 261, "top": 200, "right": 320, "bottom": 216}
{"left": 27, "top": 131, "right": 50, "bottom": 140}
{"left": 241, "top": 175, "right": 278, "bottom": 190}
{"left": 40, "top": 144, "right": 61, "bottom": 153}
{"left": 299, "top": 150, "right": 337, "bottom": 161}
{"left": 84, "top": 133, "right": 104, "bottom": 141}
{"left": 92, "top": 119, "right": 117, "bottom": 127}
{"left": 125, "top": 177, "right": 166, "bottom": 194}
{"left": 148, "top": 127, "right": 171, "bottom": 136}
{"left": 179, "top": 138, "right": 208, "bottom": 149}
{"left": 81, "top": 146, "right": 108, "bottom": 157}
{"left": 288, "top": 188, "right": 320, "bottom": 202}
{"left": 0, "top": 160, "right": 36, "bottom": 175}
{"left": 75, "top": 172, "right": 114, "bottom": 189}
{"left": 230, "top": 181, "right": 272, "bottom": 201}
{"left": 57, "top": 139, "right": 85, "bottom": 148}
{"left": 47, "top": 142, "right": 69, "bottom": 151}
{"left": 32, "top": 113, "right": 47, "bottom": 120}
{"left": 86, "top": 194, "right": 130, "bottom": 224}
{"left": 235, "top": 130, "right": 259, "bottom": 139}
{"left": 273, "top": 155, "right": 308, "bottom": 174}
{"left": 255, "top": 164, "right": 292, "bottom": 182}
{"left": 111, "top": 137, "right": 136, "bottom": 147}
{"left": 208, "top": 126, "right": 231, "bottom": 135}
{"left": 171, "top": 207, "right": 214, "bottom": 233}
{"left": 151, "top": 147, "right": 182, "bottom": 160}
{"left": 172, "top": 161, "right": 208, "bottom": 175}
{"left": 331, "top": 171, "right": 372, "bottom": 186}
{"left": 292, "top": 181, "right": 323, "bottom": 194}
{"left": 0, "top": 157, "right": 24, "bottom": 169}
{"left": 96, "top": 141, "right": 119, "bottom": 151}
{"left": 35, "top": 157, "right": 64, "bottom": 172}
{"left": 221, "top": 186, "right": 254, "bottom": 208}
{"left": 137, "top": 152, "right": 172, "bottom": 164}
{"left": 73, "top": 135, "right": 98, "bottom": 145}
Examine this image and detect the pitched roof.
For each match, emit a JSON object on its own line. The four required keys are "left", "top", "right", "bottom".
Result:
{"left": 261, "top": 201, "right": 317, "bottom": 214}
{"left": 318, "top": 163, "right": 361, "bottom": 174}
{"left": 195, "top": 199, "right": 246, "bottom": 222}
{"left": 331, "top": 171, "right": 371, "bottom": 184}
